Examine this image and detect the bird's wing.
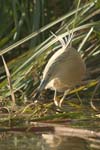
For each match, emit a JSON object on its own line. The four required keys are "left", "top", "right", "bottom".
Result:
{"left": 43, "top": 50, "right": 70, "bottom": 80}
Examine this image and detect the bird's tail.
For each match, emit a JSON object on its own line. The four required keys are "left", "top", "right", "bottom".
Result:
{"left": 32, "top": 79, "right": 47, "bottom": 100}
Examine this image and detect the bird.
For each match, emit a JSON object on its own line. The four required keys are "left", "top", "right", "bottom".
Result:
{"left": 33, "top": 32, "right": 86, "bottom": 107}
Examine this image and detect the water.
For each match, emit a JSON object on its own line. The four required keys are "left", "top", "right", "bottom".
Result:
{"left": 0, "top": 103, "right": 100, "bottom": 150}
{"left": 0, "top": 130, "right": 100, "bottom": 150}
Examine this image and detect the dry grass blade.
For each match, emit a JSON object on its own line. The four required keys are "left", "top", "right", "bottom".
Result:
{"left": 78, "top": 27, "right": 93, "bottom": 52}
{"left": 1, "top": 55, "right": 16, "bottom": 108}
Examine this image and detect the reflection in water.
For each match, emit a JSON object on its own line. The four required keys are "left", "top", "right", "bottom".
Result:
{"left": 42, "top": 134, "right": 88, "bottom": 150}
{"left": 0, "top": 132, "right": 100, "bottom": 150}
{"left": 42, "top": 134, "right": 62, "bottom": 147}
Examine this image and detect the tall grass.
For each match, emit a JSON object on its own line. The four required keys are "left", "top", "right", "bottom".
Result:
{"left": 0, "top": 0, "right": 100, "bottom": 105}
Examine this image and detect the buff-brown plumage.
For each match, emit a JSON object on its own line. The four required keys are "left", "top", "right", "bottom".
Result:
{"left": 33, "top": 35, "right": 86, "bottom": 107}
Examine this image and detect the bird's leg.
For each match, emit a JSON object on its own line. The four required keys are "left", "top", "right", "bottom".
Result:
{"left": 59, "top": 89, "right": 70, "bottom": 107}
{"left": 53, "top": 88, "right": 59, "bottom": 106}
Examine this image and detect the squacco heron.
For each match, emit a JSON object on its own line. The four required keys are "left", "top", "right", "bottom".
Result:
{"left": 33, "top": 33, "right": 86, "bottom": 107}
